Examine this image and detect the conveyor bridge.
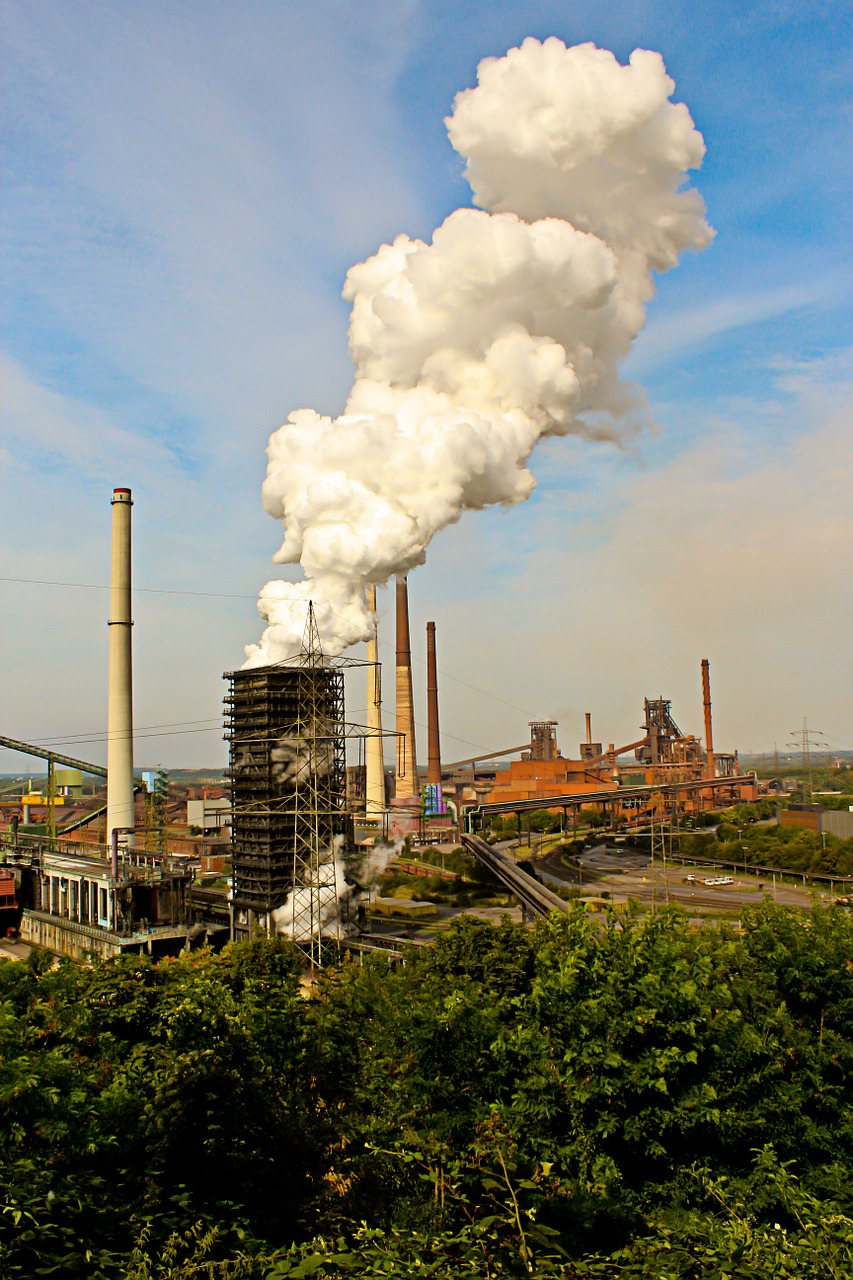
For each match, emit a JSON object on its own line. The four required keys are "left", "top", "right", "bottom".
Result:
{"left": 461, "top": 833, "right": 569, "bottom": 919}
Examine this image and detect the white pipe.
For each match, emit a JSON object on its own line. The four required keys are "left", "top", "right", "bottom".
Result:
{"left": 365, "top": 585, "right": 385, "bottom": 817}
{"left": 107, "top": 487, "right": 134, "bottom": 846}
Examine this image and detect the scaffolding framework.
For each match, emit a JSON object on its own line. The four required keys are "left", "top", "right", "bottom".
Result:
{"left": 288, "top": 607, "right": 348, "bottom": 962}
{"left": 224, "top": 608, "right": 352, "bottom": 964}
{"left": 144, "top": 770, "right": 168, "bottom": 854}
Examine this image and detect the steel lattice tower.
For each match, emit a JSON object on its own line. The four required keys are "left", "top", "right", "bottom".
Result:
{"left": 288, "top": 604, "right": 348, "bottom": 967}
{"left": 225, "top": 604, "right": 350, "bottom": 962}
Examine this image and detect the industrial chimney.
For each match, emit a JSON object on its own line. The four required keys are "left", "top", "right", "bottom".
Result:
{"left": 579, "top": 712, "right": 603, "bottom": 761}
{"left": 426, "top": 621, "right": 441, "bottom": 787}
{"left": 364, "top": 584, "right": 386, "bottom": 817}
{"left": 701, "top": 658, "right": 715, "bottom": 780}
{"left": 107, "top": 488, "right": 134, "bottom": 846}
{"left": 394, "top": 575, "right": 418, "bottom": 800}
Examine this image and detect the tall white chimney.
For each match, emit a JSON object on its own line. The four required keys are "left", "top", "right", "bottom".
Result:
{"left": 107, "top": 487, "right": 134, "bottom": 846}
{"left": 364, "top": 584, "right": 386, "bottom": 818}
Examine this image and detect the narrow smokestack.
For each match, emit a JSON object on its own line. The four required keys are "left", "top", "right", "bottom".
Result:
{"left": 426, "top": 621, "right": 441, "bottom": 787}
{"left": 585, "top": 712, "right": 592, "bottom": 745}
{"left": 107, "top": 487, "right": 134, "bottom": 846}
{"left": 365, "top": 585, "right": 386, "bottom": 817}
{"left": 394, "top": 575, "right": 417, "bottom": 799}
{"left": 701, "top": 658, "right": 715, "bottom": 780}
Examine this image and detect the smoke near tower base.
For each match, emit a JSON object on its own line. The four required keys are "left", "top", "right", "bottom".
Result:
{"left": 244, "top": 38, "right": 713, "bottom": 666}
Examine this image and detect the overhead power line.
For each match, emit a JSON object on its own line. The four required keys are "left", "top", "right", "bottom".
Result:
{"left": 2, "top": 575, "right": 541, "bottom": 720}
{"left": 19, "top": 717, "right": 222, "bottom": 745}
{"left": 0, "top": 576, "right": 256, "bottom": 601}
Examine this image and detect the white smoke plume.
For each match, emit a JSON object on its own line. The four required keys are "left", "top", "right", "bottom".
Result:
{"left": 269, "top": 717, "right": 336, "bottom": 787}
{"left": 349, "top": 837, "right": 406, "bottom": 891}
{"left": 245, "top": 38, "right": 713, "bottom": 665}
{"left": 270, "top": 838, "right": 403, "bottom": 941}
{"left": 271, "top": 837, "right": 350, "bottom": 942}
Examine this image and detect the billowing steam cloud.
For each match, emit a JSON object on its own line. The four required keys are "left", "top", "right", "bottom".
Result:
{"left": 245, "top": 39, "right": 713, "bottom": 665}
{"left": 271, "top": 838, "right": 349, "bottom": 942}
{"left": 269, "top": 838, "right": 404, "bottom": 940}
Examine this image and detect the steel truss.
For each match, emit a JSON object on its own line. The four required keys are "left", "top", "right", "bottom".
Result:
{"left": 225, "top": 604, "right": 393, "bottom": 967}
{"left": 287, "top": 606, "right": 348, "bottom": 966}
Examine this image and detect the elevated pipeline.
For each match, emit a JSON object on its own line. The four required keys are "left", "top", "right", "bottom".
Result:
{"left": 461, "top": 833, "right": 569, "bottom": 919}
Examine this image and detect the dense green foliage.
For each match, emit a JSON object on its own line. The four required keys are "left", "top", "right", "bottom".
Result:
{"left": 377, "top": 846, "right": 510, "bottom": 907}
{"left": 3, "top": 904, "right": 853, "bottom": 1276}
{"left": 716, "top": 824, "right": 853, "bottom": 878}
{"left": 490, "top": 811, "right": 568, "bottom": 836}
{"left": 674, "top": 804, "right": 853, "bottom": 878}
{"left": 770, "top": 766, "right": 853, "bottom": 807}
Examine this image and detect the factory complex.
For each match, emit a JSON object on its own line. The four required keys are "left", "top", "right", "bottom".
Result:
{"left": 0, "top": 488, "right": 775, "bottom": 965}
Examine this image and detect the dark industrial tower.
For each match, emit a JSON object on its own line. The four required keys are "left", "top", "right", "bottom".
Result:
{"left": 224, "top": 606, "right": 349, "bottom": 957}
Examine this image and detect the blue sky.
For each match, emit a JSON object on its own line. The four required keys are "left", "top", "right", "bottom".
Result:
{"left": 1, "top": 0, "right": 851, "bottom": 772}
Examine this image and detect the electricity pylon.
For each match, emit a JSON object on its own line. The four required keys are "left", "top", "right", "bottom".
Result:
{"left": 787, "top": 719, "right": 825, "bottom": 804}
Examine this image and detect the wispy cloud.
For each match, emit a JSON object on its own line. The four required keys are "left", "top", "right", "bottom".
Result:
{"left": 0, "top": 3, "right": 427, "bottom": 437}
{"left": 0, "top": 354, "right": 183, "bottom": 485}
{"left": 447, "top": 365, "right": 853, "bottom": 752}
{"left": 630, "top": 277, "right": 846, "bottom": 373}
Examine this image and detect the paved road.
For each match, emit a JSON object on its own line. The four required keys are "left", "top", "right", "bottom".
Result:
{"left": 537, "top": 845, "right": 831, "bottom": 914}
{"left": 0, "top": 937, "right": 32, "bottom": 962}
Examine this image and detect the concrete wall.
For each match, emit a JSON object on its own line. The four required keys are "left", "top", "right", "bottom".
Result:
{"left": 778, "top": 807, "right": 853, "bottom": 838}
{"left": 41, "top": 866, "right": 114, "bottom": 929}
{"left": 778, "top": 808, "right": 821, "bottom": 833}
{"left": 823, "top": 810, "right": 853, "bottom": 840}
{"left": 21, "top": 909, "right": 134, "bottom": 960}
{"left": 21, "top": 909, "right": 193, "bottom": 961}
{"left": 187, "top": 798, "right": 232, "bottom": 829}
